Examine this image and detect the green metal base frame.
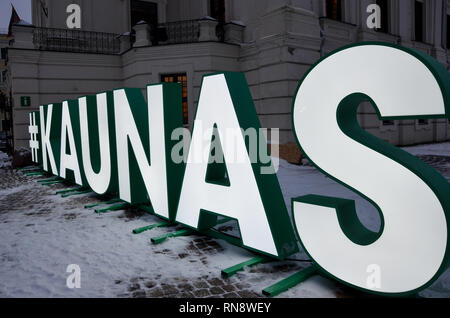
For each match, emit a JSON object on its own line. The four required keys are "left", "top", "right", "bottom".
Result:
{"left": 151, "top": 229, "right": 194, "bottom": 244}
{"left": 42, "top": 180, "right": 65, "bottom": 186}
{"left": 17, "top": 166, "right": 40, "bottom": 172}
{"left": 133, "top": 221, "right": 173, "bottom": 234}
{"left": 37, "top": 177, "right": 60, "bottom": 183}
{"left": 55, "top": 186, "right": 85, "bottom": 195}
{"left": 85, "top": 198, "right": 122, "bottom": 209}
{"left": 95, "top": 202, "right": 130, "bottom": 213}
{"left": 61, "top": 189, "right": 92, "bottom": 198}
{"left": 24, "top": 171, "right": 45, "bottom": 176}
{"left": 262, "top": 265, "right": 317, "bottom": 297}
{"left": 221, "top": 256, "right": 271, "bottom": 278}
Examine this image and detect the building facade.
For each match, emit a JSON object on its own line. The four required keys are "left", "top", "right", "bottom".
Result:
{"left": 0, "top": 33, "right": 12, "bottom": 152}
{"left": 5, "top": 0, "right": 450, "bottom": 153}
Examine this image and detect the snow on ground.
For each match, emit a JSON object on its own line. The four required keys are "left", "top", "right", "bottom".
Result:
{"left": 402, "top": 142, "right": 450, "bottom": 157}
{"left": 0, "top": 142, "right": 449, "bottom": 298}
{"left": 0, "top": 151, "right": 11, "bottom": 168}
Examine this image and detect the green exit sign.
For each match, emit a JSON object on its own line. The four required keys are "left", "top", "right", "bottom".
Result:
{"left": 21, "top": 96, "right": 31, "bottom": 107}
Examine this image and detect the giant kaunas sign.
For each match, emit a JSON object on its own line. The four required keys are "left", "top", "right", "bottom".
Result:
{"left": 28, "top": 43, "right": 449, "bottom": 296}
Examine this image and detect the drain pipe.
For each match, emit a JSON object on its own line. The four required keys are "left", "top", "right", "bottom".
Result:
{"left": 319, "top": 22, "right": 326, "bottom": 58}
{"left": 442, "top": 0, "right": 449, "bottom": 70}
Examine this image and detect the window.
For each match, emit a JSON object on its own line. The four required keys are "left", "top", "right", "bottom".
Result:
{"left": 376, "top": 0, "right": 389, "bottom": 33}
{"left": 0, "top": 70, "right": 6, "bottom": 83}
{"left": 382, "top": 120, "right": 395, "bottom": 126}
{"left": 447, "top": 15, "right": 450, "bottom": 49}
{"left": 130, "top": 0, "right": 158, "bottom": 27}
{"left": 414, "top": 0, "right": 425, "bottom": 42}
{"left": 210, "top": 0, "right": 225, "bottom": 25}
{"left": 326, "top": 0, "right": 342, "bottom": 21}
{"left": 418, "top": 119, "right": 428, "bottom": 125}
{"left": 0, "top": 48, "right": 6, "bottom": 60}
{"left": 0, "top": 93, "right": 5, "bottom": 108}
{"left": 161, "top": 73, "right": 188, "bottom": 125}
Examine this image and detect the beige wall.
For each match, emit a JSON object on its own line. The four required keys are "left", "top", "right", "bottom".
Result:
{"left": 7, "top": 48, "right": 122, "bottom": 149}
{"left": 7, "top": 0, "right": 450, "bottom": 149}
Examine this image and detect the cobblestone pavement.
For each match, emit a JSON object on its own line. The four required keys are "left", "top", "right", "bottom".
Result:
{"left": 115, "top": 234, "right": 316, "bottom": 298}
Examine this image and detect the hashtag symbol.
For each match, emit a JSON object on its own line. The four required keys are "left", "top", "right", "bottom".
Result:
{"left": 29, "top": 112, "right": 39, "bottom": 163}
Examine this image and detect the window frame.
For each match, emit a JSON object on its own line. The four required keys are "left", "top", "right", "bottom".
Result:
{"left": 160, "top": 73, "right": 189, "bottom": 126}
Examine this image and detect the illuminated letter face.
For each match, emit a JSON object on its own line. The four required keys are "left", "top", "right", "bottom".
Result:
{"left": 175, "top": 73, "right": 298, "bottom": 259}
{"left": 39, "top": 104, "right": 62, "bottom": 175}
{"left": 79, "top": 93, "right": 116, "bottom": 195}
{"left": 113, "top": 84, "right": 184, "bottom": 221}
{"left": 292, "top": 43, "right": 450, "bottom": 296}
{"left": 60, "top": 101, "right": 82, "bottom": 185}
{"left": 29, "top": 111, "right": 41, "bottom": 164}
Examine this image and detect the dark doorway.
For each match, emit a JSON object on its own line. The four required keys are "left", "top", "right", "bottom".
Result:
{"left": 414, "top": 1, "right": 424, "bottom": 42}
{"left": 210, "top": 0, "right": 225, "bottom": 41}
{"left": 447, "top": 15, "right": 450, "bottom": 49}
{"left": 210, "top": 0, "right": 225, "bottom": 24}
{"left": 130, "top": 1, "right": 158, "bottom": 45}
{"left": 131, "top": 0, "right": 158, "bottom": 27}
{"left": 376, "top": 0, "right": 389, "bottom": 33}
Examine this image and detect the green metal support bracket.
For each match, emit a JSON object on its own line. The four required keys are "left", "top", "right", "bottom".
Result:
{"left": 221, "top": 256, "right": 271, "bottom": 278}
{"left": 37, "top": 176, "right": 60, "bottom": 183}
{"left": 85, "top": 198, "right": 122, "bottom": 209}
{"left": 41, "top": 180, "right": 66, "bottom": 186}
{"left": 17, "top": 166, "right": 40, "bottom": 172}
{"left": 95, "top": 202, "right": 130, "bottom": 213}
{"left": 262, "top": 265, "right": 317, "bottom": 297}
{"left": 24, "top": 171, "right": 45, "bottom": 176}
{"left": 55, "top": 187, "right": 85, "bottom": 195}
{"left": 151, "top": 229, "right": 194, "bottom": 244}
{"left": 132, "top": 221, "right": 173, "bottom": 234}
{"left": 61, "top": 189, "right": 92, "bottom": 198}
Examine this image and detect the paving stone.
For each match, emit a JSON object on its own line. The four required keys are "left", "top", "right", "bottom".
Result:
{"left": 237, "top": 290, "right": 260, "bottom": 298}
{"left": 223, "top": 292, "right": 239, "bottom": 298}
{"left": 161, "top": 284, "right": 178, "bottom": 295}
{"left": 222, "top": 284, "right": 235, "bottom": 292}
{"left": 210, "top": 286, "right": 224, "bottom": 295}
{"left": 147, "top": 288, "right": 164, "bottom": 297}
{"left": 193, "top": 281, "right": 209, "bottom": 289}
{"left": 128, "top": 283, "right": 140, "bottom": 292}
{"left": 144, "top": 281, "right": 156, "bottom": 289}
{"left": 132, "top": 290, "right": 146, "bottom": 298}
{"left": 193, "top": 289, "right": 210, "bottom": 297}
{"left": 208, "top": 277, "right": 223, "bottom": 286}
{"left": 178, "top": 283, "right": 194, "bottom": 291}
{"left": 180, "top": 291, "right": 195, "bottom": 298}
